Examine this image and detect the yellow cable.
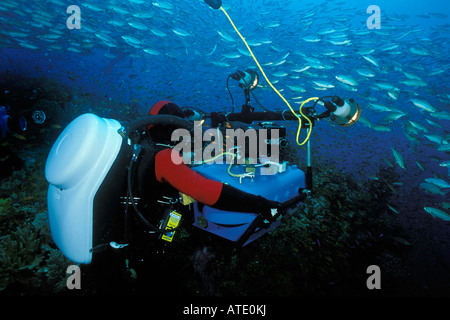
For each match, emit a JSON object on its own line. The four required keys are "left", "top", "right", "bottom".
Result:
{"left": 202, "top": 151, "right": 243, "bottom": 177}
{"left": 219, "top": 6, "right": 316, "bottom": 145}
{"left": 298, "top": 97, "right": 319, "bottom": 144}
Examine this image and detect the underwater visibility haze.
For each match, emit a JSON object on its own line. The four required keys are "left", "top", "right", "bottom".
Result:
{"left": 0, "top": 0, "right": 449, "bottom": 297}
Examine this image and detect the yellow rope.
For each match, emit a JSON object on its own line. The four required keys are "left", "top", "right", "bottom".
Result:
{"left": 202, "top": 151, "right": 244, "bottom": 177}
{"left": 297, "top": 97, "right": 319, "bottom": 144}
{"left": 219, "top": 6, "right": 317, "bottom": 145}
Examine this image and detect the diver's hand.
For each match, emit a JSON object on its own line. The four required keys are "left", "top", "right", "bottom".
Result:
{"left": 258, "top": 197, "right": 283, "bottom": 222}
{"left": 212, "top": 184, "right": 283, "bottom": 221}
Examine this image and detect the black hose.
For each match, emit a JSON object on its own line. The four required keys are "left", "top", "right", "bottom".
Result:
{"left": 127, "top": 153, "right": 180, "bottom": 233}
{"left": 125, "top": 114, "right": 194, "bottom": 137}
{"left": 127, "top": 155, "right": 159, "bottom": 231}
{"left": 226, "top": 74, "right": 235, "bottom": 112}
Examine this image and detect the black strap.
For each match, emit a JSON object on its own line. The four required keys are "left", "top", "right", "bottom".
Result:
{"left": 212, "top": 184, "right": 273, "bottom": 214}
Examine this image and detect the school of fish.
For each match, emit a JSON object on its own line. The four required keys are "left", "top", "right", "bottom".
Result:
{"left": 0, "top": 0, "right": 449, "bottom": 221}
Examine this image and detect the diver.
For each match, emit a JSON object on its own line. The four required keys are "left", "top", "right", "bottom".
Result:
{"left": 0, "top": 105, "right": 28, "bottom": 178}
{"left": 140, "top": 100, "right": 283, "bottom": 225}
{"left": 1, "top": 104, "right": 47, "bottom": 178}
{"left": 45, "top": 94, "right": 360, "bottom": 266}
{"left": 0, "top": 104, "right": 46, "bottom": 138}
{"left": 0, "top": 105, "right": 27, "bottom": 138}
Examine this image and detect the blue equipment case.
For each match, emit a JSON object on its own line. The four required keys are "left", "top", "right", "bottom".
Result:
{"left": 192, "top": 163, "right": 305, "bottom": 245}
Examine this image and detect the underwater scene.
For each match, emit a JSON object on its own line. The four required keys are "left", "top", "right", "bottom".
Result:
{"left": 0, "top": 0, "right": 449, "bottom": 299}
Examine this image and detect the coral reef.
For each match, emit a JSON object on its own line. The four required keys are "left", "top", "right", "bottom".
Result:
{"left": 190, "top": 246, "right": 216, "bottom": 296}
{"left": 208, "top": 160, "right": 408, "bottom": 296}
{"left": 0, "top": 225, "right": 42, "bottom": 291}
{"left": 0, "top": 154, "right": 72, "bottom": 294}
{"left": 0, "top": 75, "right": 74, "bottom": 294}
{"left": 0, "top": 72, "right": 72, "bottom": 112}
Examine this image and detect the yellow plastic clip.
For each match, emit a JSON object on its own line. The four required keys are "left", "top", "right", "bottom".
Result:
{"left": 180, "top": 192, "right": 196, "bottom": 205}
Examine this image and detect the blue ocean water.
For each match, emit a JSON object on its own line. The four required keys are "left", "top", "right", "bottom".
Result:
{"left": 0, "top": 0, "right": 449, "bottom": 295}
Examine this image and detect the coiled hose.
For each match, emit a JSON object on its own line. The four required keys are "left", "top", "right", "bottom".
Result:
{"left": 122, "top": 114, "right": 194, "bottom": 233}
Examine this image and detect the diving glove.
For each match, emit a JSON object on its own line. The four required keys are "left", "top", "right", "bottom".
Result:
{"left": 212, "top": 184, "right": 283, "bottom": 222}
{"left": 261, "top": 202, "right": 283, "bottom": 222}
